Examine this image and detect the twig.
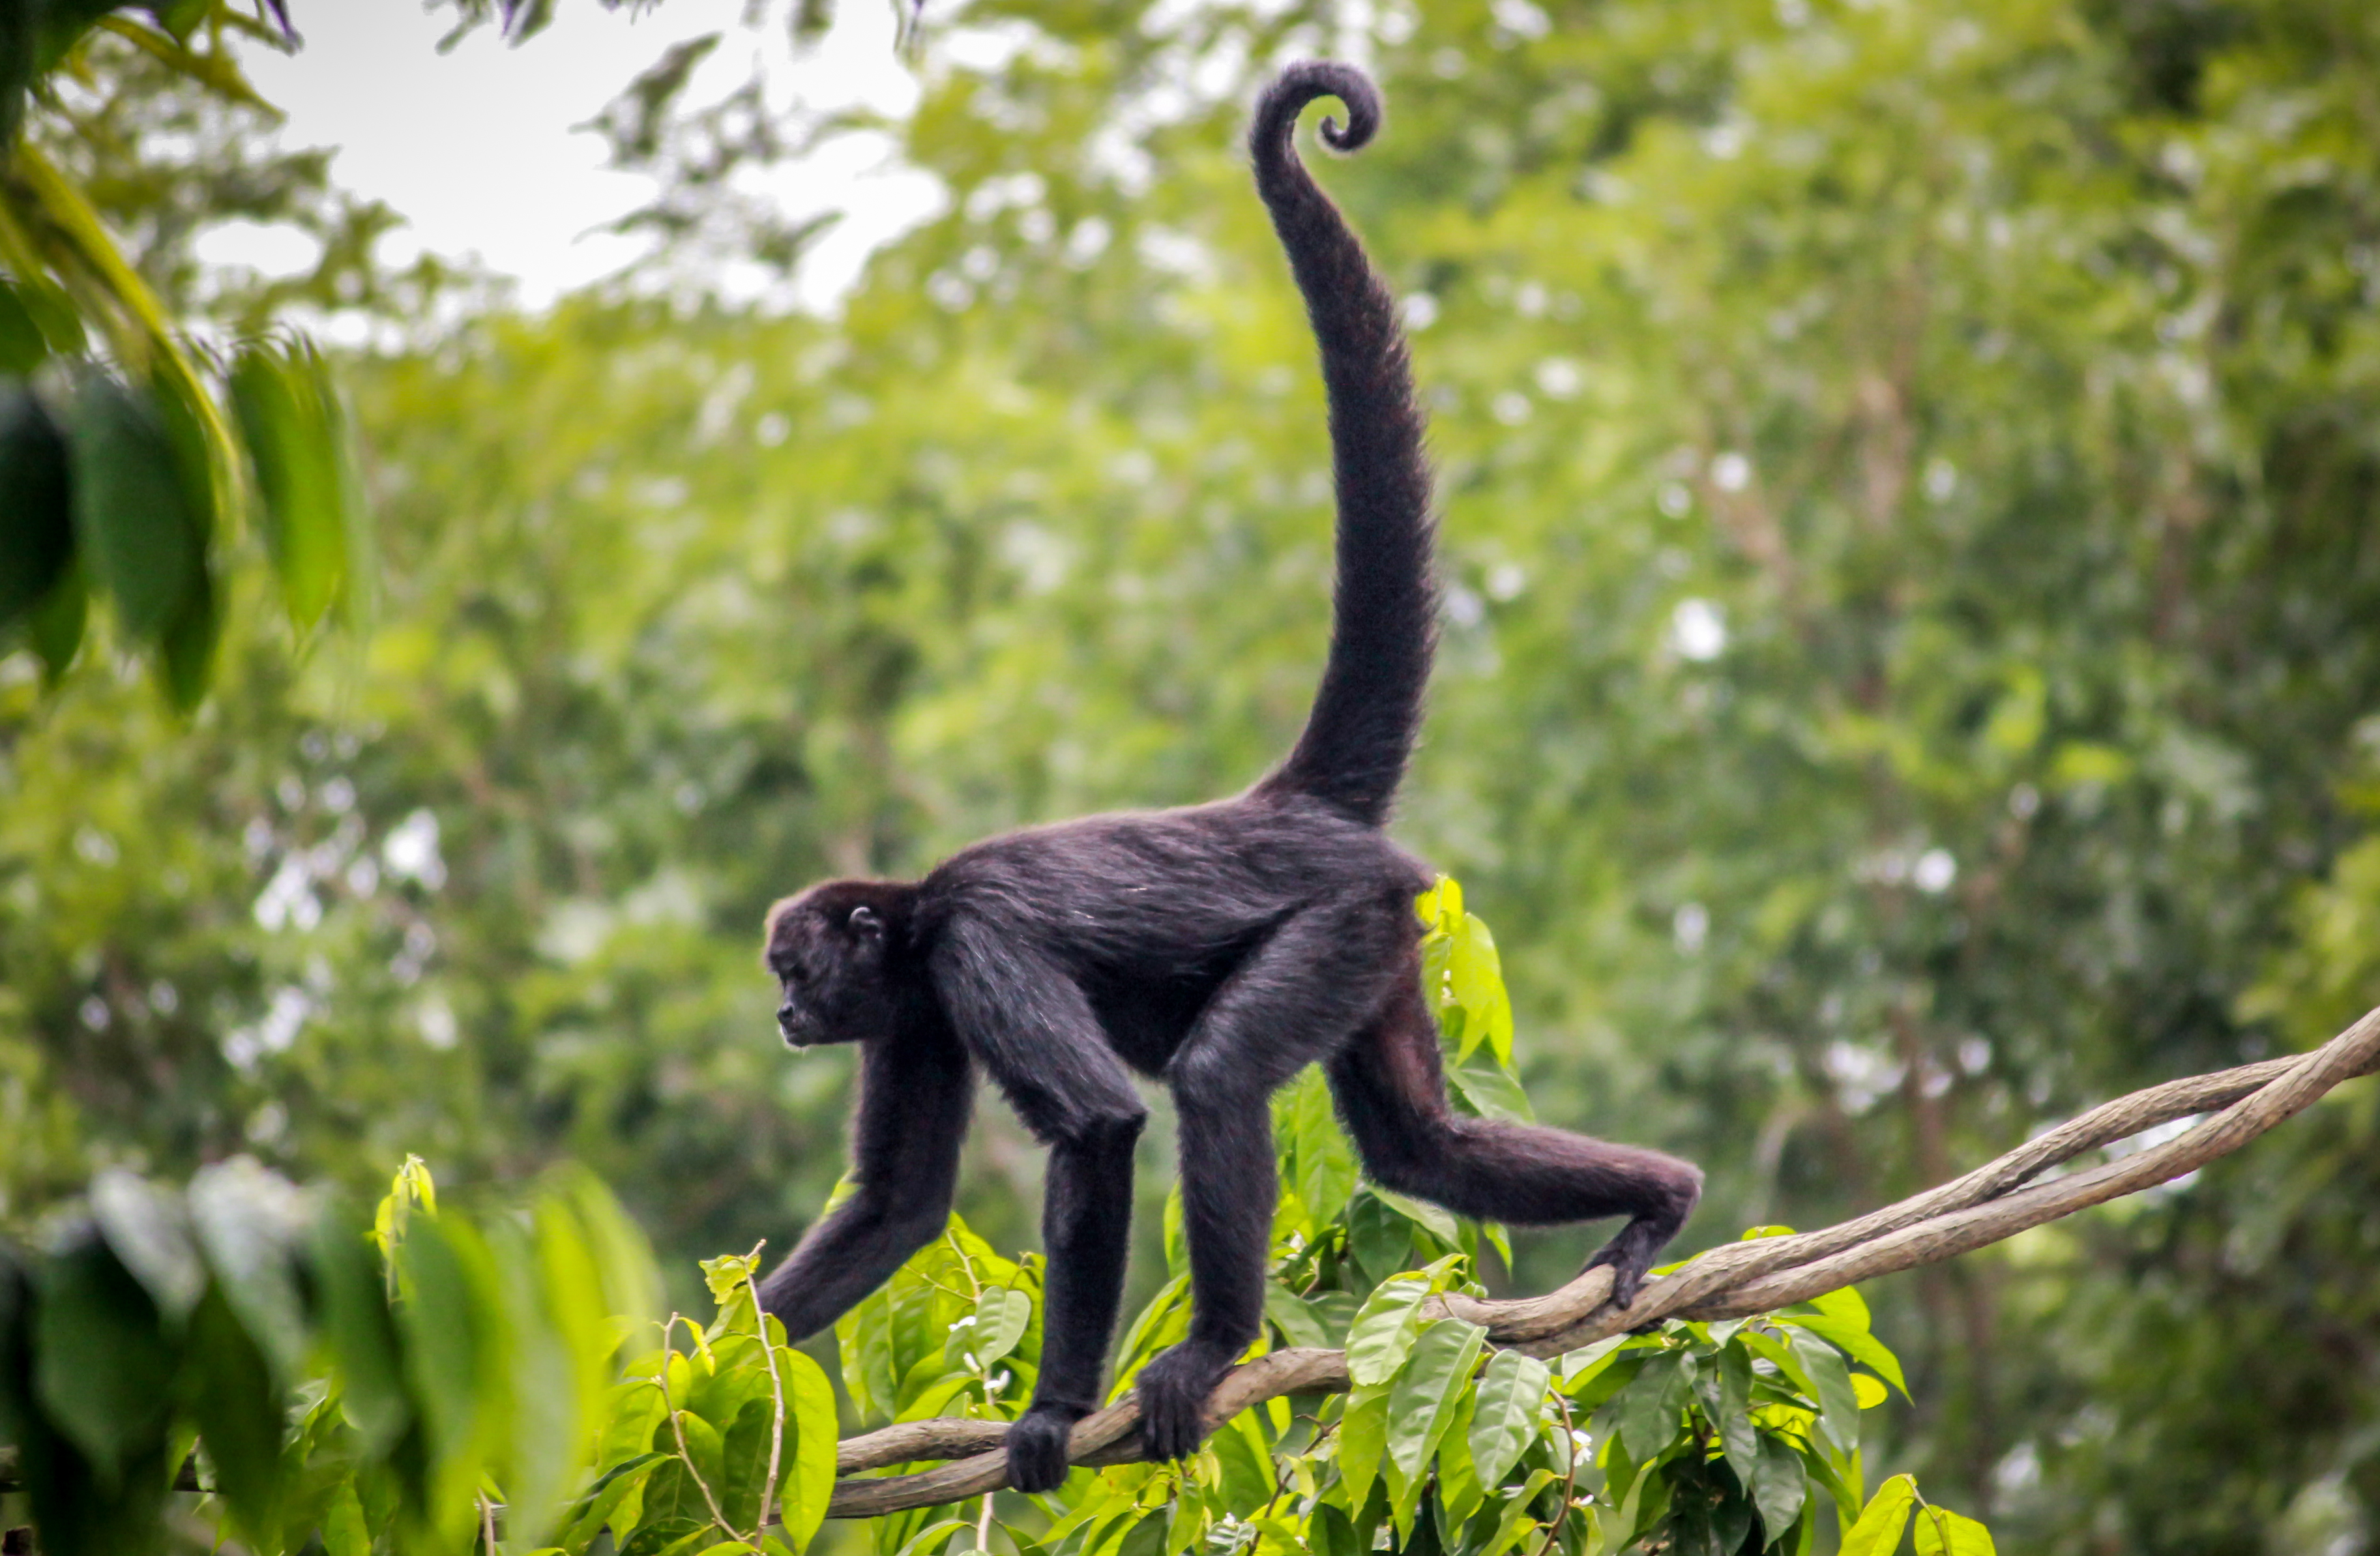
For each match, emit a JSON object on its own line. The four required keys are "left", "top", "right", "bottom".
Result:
{"left": 819, "top": 1004, "right": 2380, "bottom": 1516}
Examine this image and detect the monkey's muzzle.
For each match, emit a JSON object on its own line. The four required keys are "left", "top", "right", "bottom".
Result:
{"left": 778, "top": 1005, "right": 823, "bottom": 1048}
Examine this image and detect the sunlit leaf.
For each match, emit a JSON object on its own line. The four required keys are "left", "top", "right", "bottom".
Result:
{"left": 1840, "top": 1475, "right": 1918, "bottom": 1556}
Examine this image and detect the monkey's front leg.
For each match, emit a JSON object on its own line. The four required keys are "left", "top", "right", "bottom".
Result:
{"left": 1008, "top": 1121, "right": 1143, "bottom": 1492}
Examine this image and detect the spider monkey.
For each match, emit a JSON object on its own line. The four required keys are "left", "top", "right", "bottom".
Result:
{"left": 757, "top": 61, "right": 1702, "bottom": 1494}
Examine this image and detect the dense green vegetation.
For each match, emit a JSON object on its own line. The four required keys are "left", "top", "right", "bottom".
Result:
{"left": 4, "top": 0, "right": 2379, "bottom": 1550}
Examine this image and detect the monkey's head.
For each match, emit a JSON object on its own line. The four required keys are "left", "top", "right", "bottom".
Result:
{"left": 763, "top": 879, "right": 916, "bottom": 1048}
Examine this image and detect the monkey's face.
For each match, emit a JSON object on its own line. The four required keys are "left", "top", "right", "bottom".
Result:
{"left": 763, "top": 884, "right": 904, "bottom": 1048}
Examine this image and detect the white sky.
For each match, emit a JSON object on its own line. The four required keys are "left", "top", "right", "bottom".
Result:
{"left": 208, "top": 0, "right": 941, "bottom": 312}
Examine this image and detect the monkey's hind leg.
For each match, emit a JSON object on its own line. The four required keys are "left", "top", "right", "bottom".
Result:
{"left": 1143, "top": 901, "right": 1409, "bottom": 1463}
{"left": 1324, "top": 979, "right": 1702, "bottom": 1310}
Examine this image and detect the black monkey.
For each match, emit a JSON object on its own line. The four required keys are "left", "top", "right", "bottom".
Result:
{"left": 758, "top": 61, "right": 1702, "bottom": 1494}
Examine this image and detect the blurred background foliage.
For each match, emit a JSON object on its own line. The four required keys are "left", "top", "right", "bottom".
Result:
{"left": 3, "top": 0, "right": 2380, "bottom": 1550}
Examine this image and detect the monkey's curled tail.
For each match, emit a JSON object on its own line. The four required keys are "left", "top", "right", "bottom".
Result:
{"left": 1249, "top": 61, "right": 1437, "bottom": 830}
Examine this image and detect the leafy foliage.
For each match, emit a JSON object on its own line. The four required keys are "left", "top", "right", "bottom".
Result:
{"left": 0, "top": 1155, "right": 660, "bottom": 1556}
{"left": 0, "top": 3, "right": 365, "bottom": 704}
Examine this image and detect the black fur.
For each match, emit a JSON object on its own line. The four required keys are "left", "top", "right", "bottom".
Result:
{"left": 756, "top": 63, "right": 1701, "bottom": 1495}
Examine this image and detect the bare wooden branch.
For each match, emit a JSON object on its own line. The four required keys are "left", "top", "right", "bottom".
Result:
{"left": 823, "top": 1004, "right": 2380, "bottom": 1517}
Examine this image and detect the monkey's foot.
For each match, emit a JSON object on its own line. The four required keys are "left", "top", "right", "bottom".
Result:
{"left": 1583, "top": 1226, "right": 1664, "bottom": 1313}
{"left": 1134, "top": 1340, "right": 1235, "bottom": 1463}
{"left": 1007, "top": 1401, "right": 1091, "bottom": 1494}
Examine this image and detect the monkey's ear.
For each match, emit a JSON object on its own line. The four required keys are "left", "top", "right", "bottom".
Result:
{"left": 848, "top": 905, "right": 883, "bottom": 937}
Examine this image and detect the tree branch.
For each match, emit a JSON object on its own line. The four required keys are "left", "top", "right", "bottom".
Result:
{"left": 823, "top": 1004, "right": 2380, "bottom": 1517}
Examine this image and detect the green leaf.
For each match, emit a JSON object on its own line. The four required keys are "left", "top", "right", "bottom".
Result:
{"left": 1446, "top": 1063, "right": 1535, "bottom": 1124}
{"left": 179, "top": 1284, "right": 288, "bottom": 1546}
{"left": 1344, "top": 1272, "right": 1432, "bottom": 1387}
{"left": 1911, "top": 1505, "right": 1997, "bottom": 1556}
{"left": 973, "top": 1284, "right": 1032, "bottom": 1366}
{"left": 0, "top": 382, "right": 73, "bottom": 632}
{"left": 1368, "top": 1185, "right": 1462, "bottom": 1248}
{"left": 66, "top": 374, "right": 205, "bottom": 645}
{"left": 1387, "top": 1319, "right": 1484, "bottom": 1482}
{"left": 0, "top": 286, "right": 49, "bottom": 372}
{"left": 556, "top": 1453, "right": 664, "bottom": 1552}
{"left": 1752, "top": 1433, "right": 1808, "bottom": 1544}
{"left": 1465, "top": 1349, "right": 1548, "bottom": 1490}
{"left": 25, "top": 559, "right": 85, "bottom": 683}
{"left": 1840, "top": 1475, "right": 1917, "bottom": 1556}
{"left": 1787, "top": 1327, "right": 1861, "bottom": 1460}
{"left": 1619, "top": 1349, "right": 1690, "bottom": 1465}
{"left": 1780, "top": 1310, "right": 1909, "bottom": 1399}
{"left": 719, "top": 1395, "right": 778, "bottom": 1534}
{"left": 188, "top": 1158, "right": 311, "bottom": 1381}
{"left": 1336, "top": 1385, "right": 1388, "bottom": 1512}
{"left": 392, "top": 1213, "right": 497, "bottom": 1520}
{"left": 1211, "top": 1408, "right": 1276, "bottom": 1514}
{"left": 309, "top": 1208, "right": 411, "bottom": 1457}
{"left": 1714, "top": 1340, "right": 1757, "bottom": 1482}
{"left": 1285, "top": 1067, "right": 1358, "bottom": 1224}
{"left": 321, "top": 1479, "right": 372, "bottom": 1556}
{"left": 88, "top": 1169, "right": 204, "bottom": 1325}
{"left": 776, "top": 1345, "right": 839, "bottom": 1555}
{"left": 1346, "top": 1194, "right": 1413, "bottom": 1286}
{"left": 33, "top": 1227, "right": 177, "bottom": 1484}
{"left": 231, "top": 338, "right": 359, "bottom": 632}
{"left": 1263, "top": 1281, "right": 1329, "bottom": 1349}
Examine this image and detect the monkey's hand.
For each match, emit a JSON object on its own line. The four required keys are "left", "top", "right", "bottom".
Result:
{"left": 1134, "top": 1340, "right": 1235, "bottom": 1463}
{"left": 1006, "top": 1401, "right": 1090, "bottom": 1494}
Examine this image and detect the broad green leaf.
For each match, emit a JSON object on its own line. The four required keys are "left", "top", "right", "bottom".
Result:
{"left": 321, "top": 1480, "right": 371, "bottom": 1556}
{"left": 1619, "top": 1349, "right": 1690, "bottom": 1464}
{"left": 1752, "top": 1433, "right": 1808, "bottom": 1544}
{"left": 718, "top": 1395, "right": 779, "bottom": 1534}
{"left": 188, "top": 1158, "right": 310, "bottom": 1381}
{"left": 392, "top": 1213, "right": 497, "bottom": 1522}
{"left": 178, "top": 1286, "right": 287, "bottom": 1547}
{"left": 231, "top": 338, "right": 358, "bottom": 632}
{"left": 1715, "top": 1340, "right": 1758, "bottom": 1481}
{"left": 66, "top": 374, "right": 204, "bottom": 644}
{"left": 1368, "top": 1185, "right": 1462, "bottom": 1248}
{"left": 1466, "top": 1349, "right": 1549, "bottom": 1490}
{"left": 1782, "top": 1311, "right": 1909, "bottom": 1398}
{"left": 1853, "top": 1373, "right": 1889, "bottom": 1409}
{"left": 88, "top": 1169, "right": 203, "bottom": 1325}
{"left": 1478, "top": 1468, "right": 1555, "bottom": 1556}
{"left": 776, "top": 1345, "right": 839, "bottom": 1555}
{"left": 1345, "top": 1193, "right": 1413, "bottom": 1285}
{"left": 1386, "top": 1319, "right": 1484, "bottom": 1480}
{"left": 25, "top": 559, "right": 84, "bottom": 682}
{"left": 1787, "top": 1327, "right": 1862, "bottom": 1460}
{"left": 0, "top": 383, "right": 73, "bottom": 631}
{"left": 1210, "top": 1408, "right": 1275, "bottom": 1514}
{"left": 1840, "top": 1475, "right": 1917, "bottom": 1556}
{"left": 309, "top": 1209, "right": 411, "bottom": 1456}
{"left": 1912, "top": 1506, "right": 1997, "bottom": 1556}
{"left": 1344, "top": 1273, "right": 1432, "bottom": 1387}
{"left": 557, "top": 1454, "right": 664, "bottom": 1553}
{"left": 1446, "top": 1063, "right": 1535, "bottom": 1124}
{"left": 0, "top": 286, "right": 49, "bottom": 372}
{"left": 1286, "top": 1067, "right": 1358, "bottom": 1225}
{"left": 1262, "top": 1281, "right": 1329, "bottom": 1349}
{"left": 33, "top": 1229, "right": 175, "bottom": 1483}
{"left": 973, "top": 1284, "right": 1032, "bottom": 1366}
{"left": 1336, "top": 1385, "right": 1388, "bottom": 1511}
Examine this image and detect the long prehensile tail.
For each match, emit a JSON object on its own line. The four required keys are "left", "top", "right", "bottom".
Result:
{"left": 1248, "top": 61, "right": 1435, "bottom": 829}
